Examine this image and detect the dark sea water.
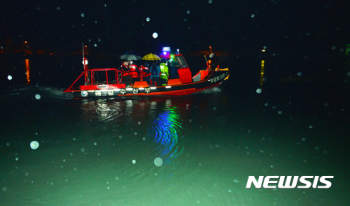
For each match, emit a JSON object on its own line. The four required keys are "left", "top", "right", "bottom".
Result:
{"left": 0, "top": 54, "right": 349, "bottom": 205}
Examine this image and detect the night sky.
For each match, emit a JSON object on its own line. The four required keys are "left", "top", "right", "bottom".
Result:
{"left": 1, "top": 0, "right": 349, "bottom": 55}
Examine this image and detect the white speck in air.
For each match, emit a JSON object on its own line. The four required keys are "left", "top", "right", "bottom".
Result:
{"left": 30, "top": 141, "right": 39, "bottom": 150}
{"left": 154, "top": 157, "right": 163, "bottom": 167}
{"left": 152, "top": 32, "right": 158, "bottom": 39}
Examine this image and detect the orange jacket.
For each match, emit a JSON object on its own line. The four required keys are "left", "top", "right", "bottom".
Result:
{"left": 129, "top": 65, "right": 139, "bottom": 78}
{"left": 121, "top": 63, "right": 130, "bottom": 76}
{"left": 139, "top": 66, "right": 151, "bottom": 77}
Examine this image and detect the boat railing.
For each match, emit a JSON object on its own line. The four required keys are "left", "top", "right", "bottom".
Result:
{"left": 64, "top": 68, "right": 123, "bottom": 93}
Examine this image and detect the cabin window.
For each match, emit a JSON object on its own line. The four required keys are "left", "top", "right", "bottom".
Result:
{"left": 176, "top": 56, "right": 189, "bottom": 68}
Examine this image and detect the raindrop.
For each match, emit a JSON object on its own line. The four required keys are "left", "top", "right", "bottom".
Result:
{"left": 331, "top": 46, "right": 336, "bottom": 50}
{"left": 104, "top": 4, "right": 107, "bottom": 7}
{"left": 187, "top": 10, "right": 190, "bottom": 14}
{"left": 184, "top": 18, "right": 187, "bottom": 22}
{"left": 57, "top": 7, "right": 60, "bottom": 10}
{"left": 35, "top": 94, "right": 41, "bottom": 100}
{"left": 142, "top": 137, "right": 146, "bottom": 141}
{"left": 347, "top": 72, "right": 350, "bottom": 77}
{"left": 309, "top": 125, "right": 313, "bottom": 129}
{"left": 25, "top": 172, "right": 29, "bottom": 176}
{"left": 30, "top": 141, "right": 39, "bottom": 150}
{"left": 264, "top": 103, "right": 269, "bottom": 106}
{"left": 98, "top": 38, "right": 101, "bottom": 42}
{"left": 134, "top": 132, "right": 137, "bottom": 135}
{"left": 138, "top": 121, "right": 141, "bottom": 125}
{"left": 324, "top": 102, "right": 329, "bottom": 107}
{"left": 152, "top": 32, "right": 158, "bottom": 39}
{"left": 81, "top": 13, "right": 85, "bottom": 17}
{"left": 297, "top": 72, "right": 302, "bottom": 76}
{"left": 256, "top": 88, "right": 262, "bottom": 93}
{"left": 94, "top": 142, "right": 97, "bottom": 145}
{"left": 213, "top": 107, "right": 217, "bottom": 110}
{"left": 81, "top": 148, "right": 85, "bottom": 152}
{"left": 260, "top": 150, "right": 264, "bottom": 153}
{"left": 272, "top": 106, "right": 277, "bottom": 109}
{"left": 2, "top": 187, "right": 7, "bottom": 192}
{"left": 95, "top": 21, "right": 98, "bottom": 24}
{"left": 154, "top": 157, "right": 163, "bottom": 167}
{"left": 278, "top": 111, "right": 282, "bottom": 114}
{"left": 94, "top": 43, "right": 97, "bottom": 47}
{"left": 323, "top": 150, "right": 328, "bottom": 154}
{"left": 251, "top": 14, "right": 255, "bottom": 18}
{"left": 263, "top": 46, "right": 267, "bottom": 49}
{"left": 132, "top": 160, "right": 136, "bottom": 164}
{"left": 270, "top": 165, "right": 274, "bottom": 168}
{"left": 302, "top": 138, "right": 306, "bottom": 141}
{"left": 234, "top": 179, "right": 239, "bottom": 183}
{"left": 15, "top": 157, "right": 19, "bottom": 161}
{"left": 8, "top": 75, "right": 12, "bottom": 80}
{"left": 306, "top": 32, "right": 311, "bottom": 36}
{"left": 146, "top": 17, "right": 150, "bottom": 22}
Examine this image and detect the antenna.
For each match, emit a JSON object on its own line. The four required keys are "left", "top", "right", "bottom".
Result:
{"left": 82, "top": 42, "right": 84, "bottom": 70}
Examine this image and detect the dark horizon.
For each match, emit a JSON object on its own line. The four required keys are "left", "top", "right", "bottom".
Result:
{"left": 1, "top": 1, "right": 349, "bottom": 55}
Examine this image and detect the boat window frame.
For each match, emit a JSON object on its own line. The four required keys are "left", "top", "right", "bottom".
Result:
{"left": 175, "top": 56, "right": 189, "bottom": 68}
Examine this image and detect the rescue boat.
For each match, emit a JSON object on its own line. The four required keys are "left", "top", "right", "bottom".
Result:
{"left": 64, "top": 52, "right": 229, "bottom": 98}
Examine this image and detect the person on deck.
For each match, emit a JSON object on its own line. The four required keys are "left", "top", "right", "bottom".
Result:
{"left": 139, "top": 62, "right": 151, "bottom": 83}
{"left": 150, "top": 61, "right": 161, "bottom": 86}
{"left": 121, "top": 61, "right": 132, "bottom": 87}
{"left": 128, "top": 61, "right": 140, "bottom": 86}
{"left": 159, "top": 60, "right": 169, "bottom": 86}
{"left": 168, "top": 58, "right": 179, "bottom": 79}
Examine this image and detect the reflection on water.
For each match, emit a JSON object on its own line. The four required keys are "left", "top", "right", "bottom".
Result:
{"left": 25, "top": 59, "right": 30, "bottom": 84}
{"left": 148, "top": 104, "right": 183, "bottom": 165}
{"left": 78, "top": 98, "right": 185, "bottom": 166}
{"left": 80, "top": 99, "right": 123, "bottom": 122}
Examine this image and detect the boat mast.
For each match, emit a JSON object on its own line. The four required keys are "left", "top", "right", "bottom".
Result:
{"left": 82, "top": 42, "right": 84, "bottom": 71}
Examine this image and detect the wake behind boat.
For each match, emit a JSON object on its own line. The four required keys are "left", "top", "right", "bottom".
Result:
{"left": 64, "top": 48, "right": 229, "bottom": 98}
